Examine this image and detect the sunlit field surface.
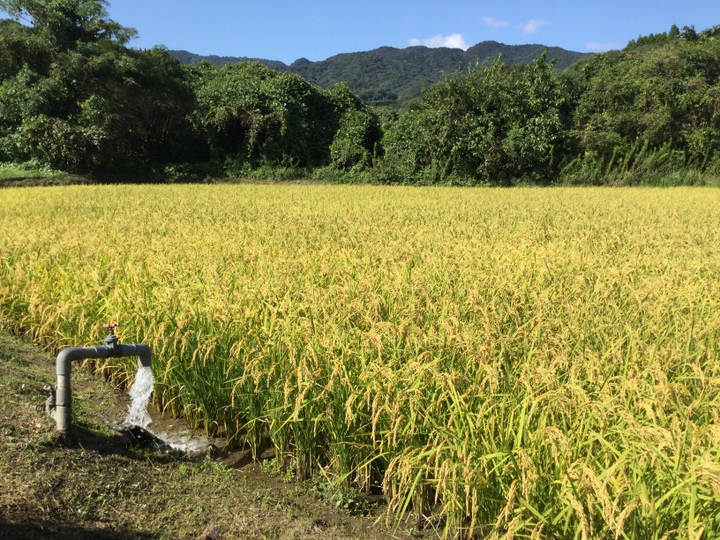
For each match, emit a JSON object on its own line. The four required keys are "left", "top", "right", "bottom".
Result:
{"left": 1, "top": 185, "right": 719, "bottom": 538}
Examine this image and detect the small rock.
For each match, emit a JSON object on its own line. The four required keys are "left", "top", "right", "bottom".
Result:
{"left": 198, "top": 524, "right": 222, "bottom": 540}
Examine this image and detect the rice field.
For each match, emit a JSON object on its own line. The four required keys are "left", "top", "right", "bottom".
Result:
{"left": 1, "top": 184, "right": 719, "bottom": 538}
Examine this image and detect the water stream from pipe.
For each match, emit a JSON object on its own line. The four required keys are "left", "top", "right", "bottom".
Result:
{"left": 124, "top": 364, "right": 154, "bottom": 428}
{"left": 122, "top": 365, "right": 215, "bottom": 456}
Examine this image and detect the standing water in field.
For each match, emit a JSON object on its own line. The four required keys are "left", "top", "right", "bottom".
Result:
{"left": 124, "top": 365, "right": 154, "bottom": 428}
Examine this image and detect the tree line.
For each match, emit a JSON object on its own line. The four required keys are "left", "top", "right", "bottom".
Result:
{"left": 1, "top": 0, "right": 719, "bottom": 186}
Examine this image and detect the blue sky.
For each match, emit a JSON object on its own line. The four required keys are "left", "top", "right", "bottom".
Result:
{"left": 36, "top": 1, "right": 720, "bottom": 63}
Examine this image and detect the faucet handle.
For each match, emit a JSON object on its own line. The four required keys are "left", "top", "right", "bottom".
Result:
{"left": 103, "top": 323, "right": 120, "bottom": 346}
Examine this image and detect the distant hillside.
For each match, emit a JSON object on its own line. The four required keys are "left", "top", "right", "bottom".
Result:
{"left": 170, "top": 50, "right": 288, "bottom": 72}
{"left": 170, "top": 41, "right": 590, "bottom": 105}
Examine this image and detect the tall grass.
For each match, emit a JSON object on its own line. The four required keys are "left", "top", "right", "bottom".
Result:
{"left": 560, "top": 143, "right": 718, "bottom": 187}
{"left": 1, "top": 185, "right": 719, "bottom": 538}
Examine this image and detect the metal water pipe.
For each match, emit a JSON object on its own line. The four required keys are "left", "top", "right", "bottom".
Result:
{"left": 55, "top": 324, "right": 152, "bottom": 436}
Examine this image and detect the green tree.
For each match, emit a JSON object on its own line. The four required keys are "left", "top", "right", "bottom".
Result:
{"left": 0, "top": 0, "right": 196, "bottom": 172}
{"left": 681, "top": 25, "right": 698, "bottom": 42}
{"left": 0, "top": 0, "right": 135, "bottom": 50}
{"left": 191, "top": 63, "right": 376, "bottom": 169}
{"left": 327, "top": 82, "right": 382, "bottom": 170}
{"left": 570, "top": 34, "right": 720, "bottom": 182}
{"left": 0, "top": 18, "right": 52, "bottom": 77}
{"left": 381, "top": 52, "right": 570, "bottom": 185}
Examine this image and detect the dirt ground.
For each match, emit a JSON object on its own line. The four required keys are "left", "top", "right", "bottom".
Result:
{"left": 0, "top": 333, "right": 424, "bottom": 540}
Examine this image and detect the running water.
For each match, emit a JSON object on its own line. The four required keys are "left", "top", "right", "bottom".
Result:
{"left": 124, "top": 365, "right": 154, "bottom": 427}
{"left": 150, "top": 427, "right": 214, "bottom": 456}
{"left": 121, "top": 364, "right": 215, "bottom": 457}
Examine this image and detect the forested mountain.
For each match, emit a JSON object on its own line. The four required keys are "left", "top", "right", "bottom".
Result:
{"left": 169, "top": 42, "right": 589, "bottom": 104}
{"left": 170, "top": 50, "right": 287, "bottom": 72}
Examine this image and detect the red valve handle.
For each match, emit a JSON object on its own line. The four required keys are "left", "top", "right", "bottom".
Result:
{"left": 103, "top": 323, "right": 119, "bottom": 328}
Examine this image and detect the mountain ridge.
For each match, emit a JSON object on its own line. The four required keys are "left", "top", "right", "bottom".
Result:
{"left": 170, "top": 41, "right": 591, "bottom": 105}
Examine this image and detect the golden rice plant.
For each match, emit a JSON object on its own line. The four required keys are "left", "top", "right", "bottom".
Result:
{"left": 1, "top": 184, "right": 719, "bottom": 538}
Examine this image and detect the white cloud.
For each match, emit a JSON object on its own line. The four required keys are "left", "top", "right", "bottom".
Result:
{"left": 482, "top": 16, "right": 509, "bottom": 29}
{"left": 586, "top": 41, "right": 622, "bottom": 52}
{"left": 520, "top": 19, "right": 549, "bottom": 35}
{"left": 408, "top": 33, "right": 470, "bottom": 50}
